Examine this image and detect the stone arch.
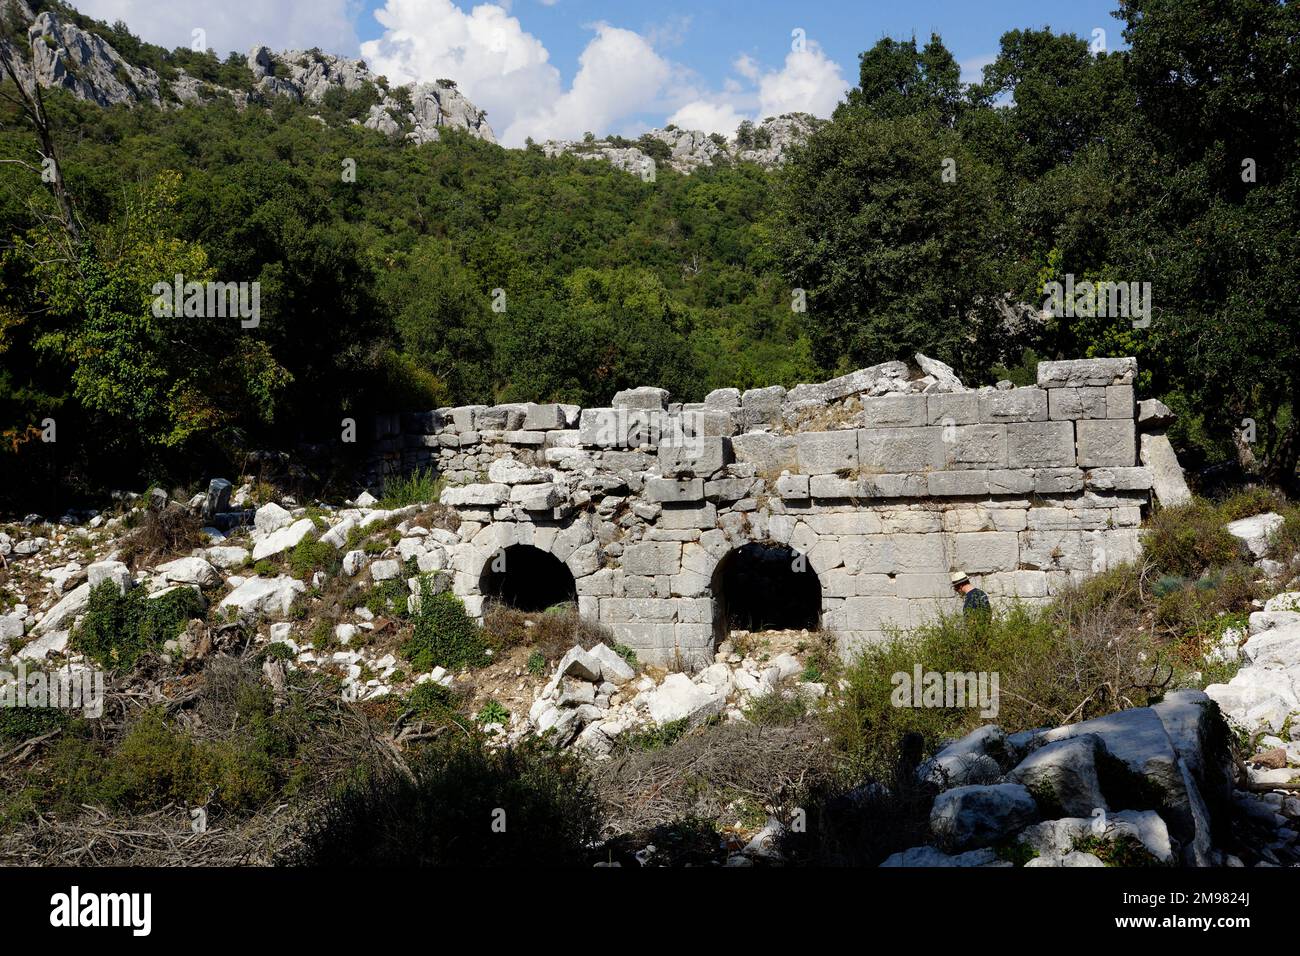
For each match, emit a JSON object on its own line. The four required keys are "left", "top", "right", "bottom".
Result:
{"left": 479, "top": 543, "right": 578, "bottom": 612}
{"left": 708, "top": 542, "right": 822, "bottom": 645}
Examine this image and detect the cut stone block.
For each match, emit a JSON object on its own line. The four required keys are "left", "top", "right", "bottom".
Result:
{"left": 980, "top": 387, "right": 1048, "bottom": 423}
{"left": 860, "top": 394, "right": 928, "bottom": 427}
{"left": 1076, "top": 419, "right": 1136, "bottom": 467}
{"left": 1047, "top": 387, "right": 1107, "bottom": 420}
{"left": 1007, "top": 420, "right": 1076, "bottom": 468}
{"left": 927, "top": 391, "right": 981, "bottom": 426}
{"left": 1037, "top": 357, "right": 1137, "bottom": 388}
{"left": 645, "top": 478, "right": 704, "bottom": 503}
{"left": 796, "top": 430, "right": 859, "bottom": 475}
{"left": 858, "top": 427, "right": 944, "bottom": 473}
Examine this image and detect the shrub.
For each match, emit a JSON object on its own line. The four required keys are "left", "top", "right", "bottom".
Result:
{"left": 826, "top": 595, "right": 1160, "bottom": 782}
{"left": 379, "top": 468, "right": 444, "bottom": 508}
{"left": 288, "top": 534, "right": 339, "bottom": 580}
{"left": 116, "top": 504, "right": 204, "bottom": 569}
{"left": 281, "top": 736, "right": 602, "bottom": 866}
{"left": 1142, "top": 501, "right": 1245, "bottom": 577}
{"left": 529, "top": 605, "right": 613, "bottom": 662}
{"left": 364, "top": 579, "right": 410, "bottom": 618}
{"left": 0, "top": 701, "right": 69, "bottom": 743}
{"left": 406, "top": 681, "right": 463, "bottom": 720}
{"left": 401, "top": 582, "right": 488, "bottom": 671}
{"left": 742, "top": 683, "right": 811, "bottom": 727}
{"left": 73, "top": 581, "right": 204, "bottom": 668}
{"left": 98, "top": 709, "right": 281, "bottom": 813}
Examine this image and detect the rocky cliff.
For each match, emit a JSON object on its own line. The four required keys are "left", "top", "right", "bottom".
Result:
{"left": 0, "top": 1, "right": 495, "bottom": 144}
{"left": 542, "top": 112, "right": 821, "bottom": 176}
{"left": 1, "top": 3, "right": 821, "bottom": 169}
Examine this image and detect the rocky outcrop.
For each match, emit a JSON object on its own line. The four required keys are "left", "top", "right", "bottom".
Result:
{"left": 0, "top": 4, "right": 494, "bottom": 143}
{"left": 884, "top": 690, "right": 1279, "bottom": 867}
{"left": 22, "top": 10, "right": 163, "bottom": 107}
{"left": 542, "top": 112, "right": 821, "bottom": 177}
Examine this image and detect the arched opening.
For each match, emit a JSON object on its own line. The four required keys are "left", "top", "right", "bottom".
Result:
{"left": 479, "top": 544, "right": 577, "bottom": 612}
{"left": 711, "top": 543, "right": 821, "bottom": 642}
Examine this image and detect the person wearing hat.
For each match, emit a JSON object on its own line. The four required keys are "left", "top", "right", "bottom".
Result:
{"left": 951, "top": 571, "right": 990, "bottom": 616}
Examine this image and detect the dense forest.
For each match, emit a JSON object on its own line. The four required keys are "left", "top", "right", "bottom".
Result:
{"left": 1, "top": 0, "right": 1297, "bottom": 510}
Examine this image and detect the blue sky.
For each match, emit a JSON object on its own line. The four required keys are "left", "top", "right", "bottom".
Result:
{"left": 75, "top": 0, "right": 1128, "bottom": 145}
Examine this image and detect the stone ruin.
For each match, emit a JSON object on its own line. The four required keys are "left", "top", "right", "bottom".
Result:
{"left": 365, "top": 356, "right": 1191, "bottom": 669}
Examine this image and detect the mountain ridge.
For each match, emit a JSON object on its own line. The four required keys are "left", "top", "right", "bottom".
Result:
{"left": 0, "top": 0, "right": 814, "bottom": 173}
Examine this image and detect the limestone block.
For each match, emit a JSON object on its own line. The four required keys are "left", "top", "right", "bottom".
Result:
{"left": 776, "top": 473, "right": 809, "bottom": 499}
{"left": 1037, "top": 357, "right": 1136, "bottom": 388}
{"left": 1105, "top": 385, "right": 1134, "bottom": 419}
{"left": 521, "top": 403, "right": 565, "bottom": 430}
{"left": 658, "top": 502, "right": 717, "bottom": 530}
{"left": 704, "top": 477, "right": 755, "bottom": 501}
{"left": 942, "top": 424, "right": 1007, "bottom": 469}
{"left": 796, "top": 430, "right": 859, "bottom": 474}
{"left": 621, "top": 542, "right": 681, "bottom": 576}
{"left": 980, "top": 387, "right": 1048, "bottom": 423}
{"left": 1084, "top": 466, "right": 1153, "bottom": 492}
{"left": 1076, "top": 419, "right": 1136, "bottom": 467}
{"left": 844, "top": 596, "right": 910, "bottom": 631}
{"left": 858, "top": 427, "right": 944, "bottom": 473}
{"left": 842, "top": 534, "right": 947, "bottom": 574}
{"left": 861, "top": 394, "right": 928, "bottom": 427}
{"left": 1140, "top": 433, "right": 1192, "bottom": 507}
{"left": 730, "top": 432, "right": 798, "bottom": 475}
{"left": 987, "top": 469, "right": 1035, "bottom": 494}
{"left": 1047, "top": 387, "right": 1107, "bottom": 420}
{"left": 612, "top": 386, "right": 669, "bottom": 409}
{"left": 1007, "top": 421, "right": 1075, "bottom": 468}
{"left": 927, "top": 392, "right": 981, "bottom": 426}
{"left": 951, "top": 531, "right": 1019, "bottom": 573}
{"left": 928, "top": 471, "right": 990, "bottom": 496}
{"left": 659, "top": 437, "right": 729, "bottom": 479}
{"left": 645, "top": 478, "right": 704, "bottom": 503}
{"left": 1032, "top": 467, "right": 1084, "bottom": 493}
{"left": 858, "top": 473, "right": 929, "bottom": 497}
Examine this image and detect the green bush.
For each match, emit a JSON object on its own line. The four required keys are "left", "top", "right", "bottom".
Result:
{"left": 401, "top": 582, "right": 488, "bottom": 671}
{"left": 288, "top": 534, "right": 339, "bottom": 580}
{"left": 0, "top": 701, "right": 69, "bottom": 743}
{"left": 827, "top": 594, "right": 1158, "bottom": 781}
{"left": 379, "top": 468, "right": 444, "bottom": 508}
{"left": 742, "top": 685, "right": 811, "bottom": 727}
{"left": 73, "top": 581, "right": 204, "bottom": 668}
{"left": 1142, "top": 501, "right": 1245, "bottom": 577}
{"left": 281, "top": 736, "right": 602, "bottom": 866}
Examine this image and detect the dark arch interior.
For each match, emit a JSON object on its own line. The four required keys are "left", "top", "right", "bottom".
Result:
{"left": 479, "top": 544, "right": 577, "bottom": 612}
{"left": 712, "top": 543, "right": 821, "bottom": 637}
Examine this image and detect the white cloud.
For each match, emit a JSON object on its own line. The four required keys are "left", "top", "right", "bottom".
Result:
{"left": 503, "top": 23, "right": 671, "bottom": 144}
{"left": 755, "top": 43, "right": 848, "bottom": 118}
{"left": 361, "top": 0, "right": 561, "bottom": 145}
{"left": 960, "top": 54, "right": 996, "bottom": 86}
{"left": 363, "top": 1, "right": 676, "bottom": 147}
{"left": 665, "top": 100, "right": 745, "bottom": 138}
{"left": 667, "top": 40, "right": 849, "bottom": 136}
{"left": 72, "top": 0, "right": 358, "bottom": 57}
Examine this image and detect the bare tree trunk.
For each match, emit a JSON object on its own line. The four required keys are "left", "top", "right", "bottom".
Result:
{"left": 0, "top": 33, "right": 82, "bottom": 245}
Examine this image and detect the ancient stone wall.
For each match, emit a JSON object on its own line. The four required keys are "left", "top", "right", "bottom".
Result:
{"left": 367, "top": 357, "right": 1167, "bottom": 668}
